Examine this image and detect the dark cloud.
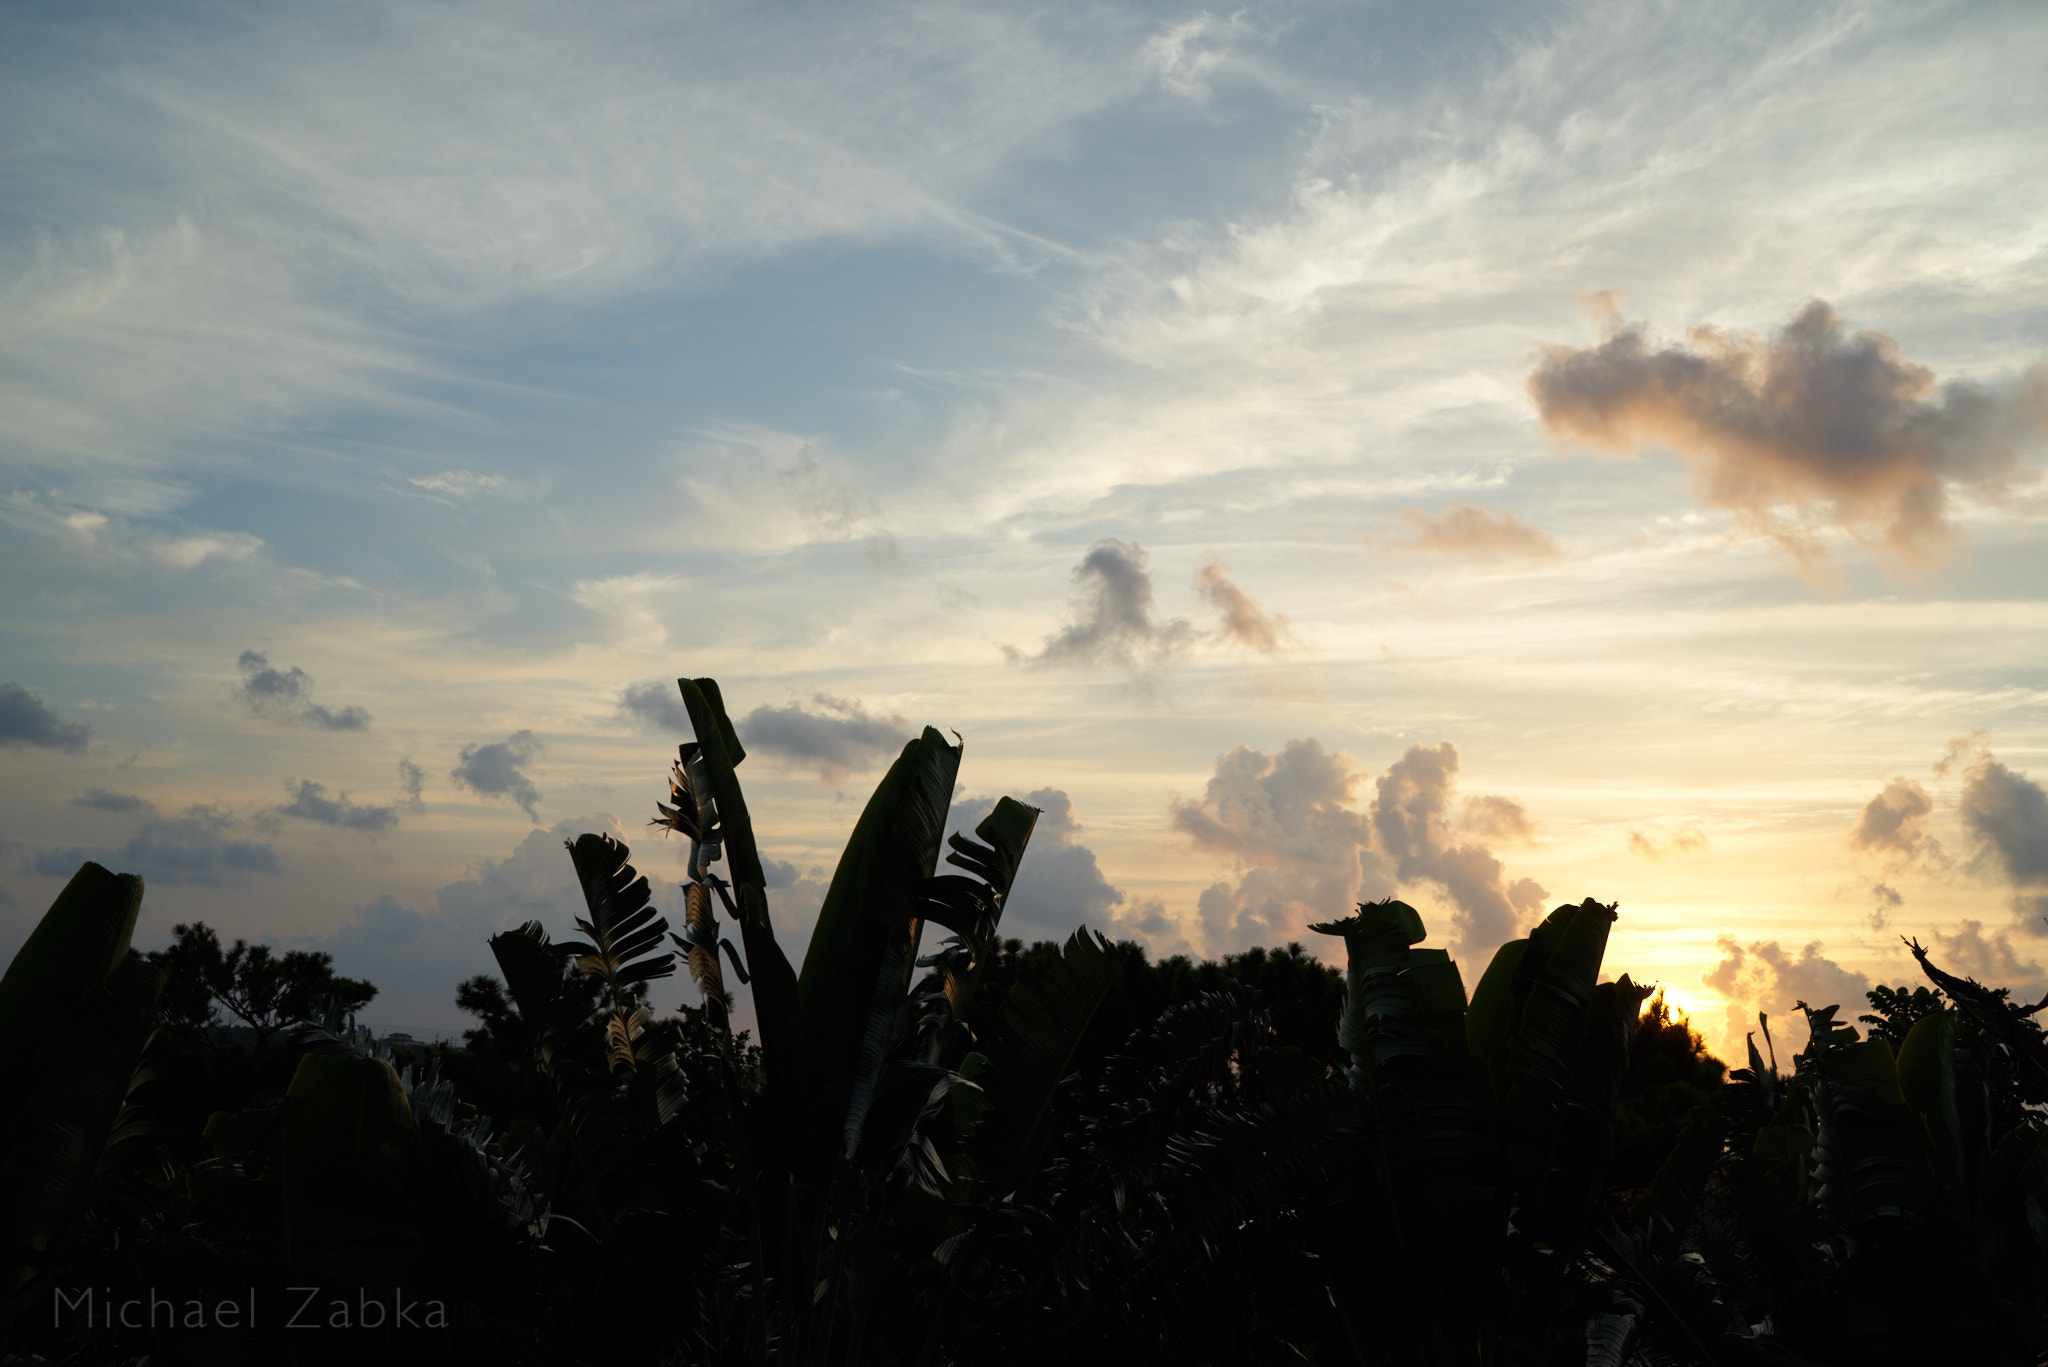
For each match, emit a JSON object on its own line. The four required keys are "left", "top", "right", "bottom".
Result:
{"left": 740, "top": 694, "right": 911, "bottom": 784}
{"left": 450, "top": 731, "right": 542, "bottom": 821}
{"left": 28, "top": 803, "right": 280, "bottom": 885}
{"left": 1628, "top": 823, "right": 1708, "bottom": 859}
{"left": 1370, "top": 742, "right": 1548, "bottom": 963}
{"left": 1943, "top": 736, "right": 2048, "bottom": 933}
{"left": 1012, "top": 539, "right": 1194, "bottom": 671}
{"left": 1529, "top": 298, "right": 2048, "bottom": 578}
{"left": 1398, "top": 504, "right": 1562, "bottom": 559}
{"left": 71, "top": 788, "right": 155, "bottom": 815}
{"left": 235, "top": 651, "right": 371, "bottom": 730}
{"left": 0, "top": 682, "right": 92, "bottom": 752}
{"left": 397, "top": 758, "right": 425, "bottom": 813}
{"left": 1703, "top": 936, "right": 1871, "bottom": 1051}
{"left": 620, "top": 680, "right": 693, "bottom": 734}
{"left": 948, "top": 787, "right": 1125, "bottom": 944}
{"left": 278, "top": 779, "right": 399, "bottom": 833}
{"left": 1849, "top": 777, "right": 1937, "bottom": 864}
{"left": 1193, "top": 554, "right": 1292, "bottom": 653}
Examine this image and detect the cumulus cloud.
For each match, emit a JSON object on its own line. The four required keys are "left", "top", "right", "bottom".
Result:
{"left": 1920, "top": 919, "right": 2047, "bottom": 1003}
{"left": 28, "top": 803, "right": 280, "bottom": 885}
{"left": 451, "top": 731, "right": 543, "bottom": 821}
{"left": 1398, "top": 504, "right": 1562, "bottom": 559}
{"left": 71, "top": 788, "right": 154, "bottom": 815}
{"left": 620, "top": 680, "right": 693, "bottom": 734}
{"left": 1943, "top": 736, "right": 2048, "bottom": 932}
{"left": 740, "top": 694, "right": 912, "bottom": 785}
{"left": 0, "top": 682, "right": 92, "bottom": 752}
{"left": 1849, "top": 777, "right": 1938, "bottom": 865}
{"left": 1369, "top": 743, "right": 1548, "bottom": 963}
{"left": 1012, "top": 539, "right": 1194, "bottom": 672}
{"left": 234, "top": 650, "right": 370, "bottom": 730}
{"left": 1193, "top": 554, "right": 1292, "bottom": 653}
{"left": 1628, "top": 823, "right": 1708, "bottom": 859}
{"left": 1461, "top": 795, "right": 1536, "bottom": 844}
{"left": 278, "top": 779, "right": 399, "bottom": 833}
{"left": 397, "top": 758, "right": 425, "bottom": 813}
{"left": 1169, "top": 738, "right": 1544, "bottom": 962}
{"left": 1703, "top": 936, "right": 1871, "bottom": 1057}
{"left": 947, "top": 787, "right": 1126, "bottom": 945}
{"left": 1172, "top": 739, "right": 1381, "bottom": 955}
{"left": 1529, "top": 298, "right": 2048, "bottom": 579}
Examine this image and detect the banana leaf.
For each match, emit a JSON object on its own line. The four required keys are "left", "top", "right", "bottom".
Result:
{"left": 1466, "top": 936, "right": 1528, "bottom": 1099}
{"left": 0, "top": 951, "right": 165, "bottom": 1301}
{"left": 1896, "top": 1009, "right": 1966, "bottom": 1215}
{"left": 798, "top": 727, "right": 960, "bottom": 1167}
{"left": 0, "top": 861, "right": 145, "bottom": 1108}
{"left": 1502, "top": 899, "right": 1616, "bottom": 1200}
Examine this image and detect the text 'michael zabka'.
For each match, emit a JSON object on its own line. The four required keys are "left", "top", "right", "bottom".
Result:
{"left": 53, "top": 1285, "right": 450, "bottom": 1330}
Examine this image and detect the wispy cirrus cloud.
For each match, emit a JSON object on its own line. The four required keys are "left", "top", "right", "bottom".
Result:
{"left": 1398, "top": 505, "right": 1562, "bottom": 560}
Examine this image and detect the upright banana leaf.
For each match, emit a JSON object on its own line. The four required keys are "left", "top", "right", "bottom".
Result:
{"left": 1502, "top": 900, "right": 1617, "bottom": 1199}
{"left": 1525, "top": 975, "right": 1653, "bottom": 1250}
{"left": 1896, "top": 1009, "right": 1966, "bottom": 1214}
{"left": 0, "top": 861, "right": 145, "bottom": 1105}
{"left": 0, "top": 950, "right": 165, "bottom": 1302}
{"left": 1313, "top": 901, "right": 1498, "bottom": 1363}
{"left": 797, "top": 727, "right": 961, "bottom": 1166}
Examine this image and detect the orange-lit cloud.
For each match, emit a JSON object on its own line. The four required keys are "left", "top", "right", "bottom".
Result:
{"left": 1529, "top": 299, "right": 2048, "bottom": 578}
{"left": 1170, "top": 737, "right": 1544, "bottom": 965}
{"left": 1194, "top": 553, "right": 1293, "bottom": 652}
{"left": 1398, "top": 503, "right": 1561, "bottom": 559}
{"left": 1627, "top": 823, "right": 1707, "bottom": 859}
{"left": 1848, "top": 777, "right": 1937, "bottom": 865}
{"left": 1703, "top": 936, "right": 1868, "bottom": 1062}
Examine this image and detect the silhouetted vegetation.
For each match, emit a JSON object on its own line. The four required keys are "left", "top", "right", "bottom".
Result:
{"left": 8, "top": 677, "right": 2048, "bottom": 1365}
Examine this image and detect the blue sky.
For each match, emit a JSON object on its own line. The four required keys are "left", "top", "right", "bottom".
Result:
{"left": 4, "top": 0, "right": 2046, "bottom": 1052}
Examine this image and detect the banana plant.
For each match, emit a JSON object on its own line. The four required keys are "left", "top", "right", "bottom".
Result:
{"left": 500, "top": 677, "right": 1124, "bottom": 1365}
{"left": 0, "top": 862, "right": 164, "bottom": 1316}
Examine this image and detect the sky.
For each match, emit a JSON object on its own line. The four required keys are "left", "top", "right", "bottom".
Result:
{"left": 3, "top": 0, "right": 2046, "bottom": 1057}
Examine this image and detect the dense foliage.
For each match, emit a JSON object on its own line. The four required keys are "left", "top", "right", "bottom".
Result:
{"left": 7, "top": 677, "right": 2048, "bottom": 1365}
